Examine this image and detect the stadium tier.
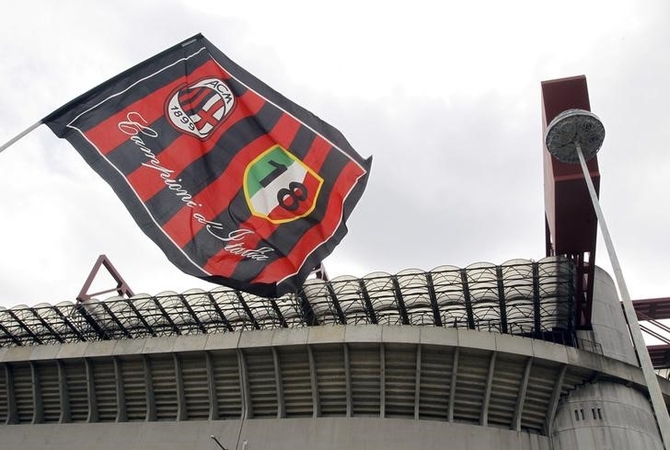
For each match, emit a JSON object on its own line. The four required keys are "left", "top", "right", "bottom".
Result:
{"left": 0, "top": 259, "right": 667, "bottom": 450}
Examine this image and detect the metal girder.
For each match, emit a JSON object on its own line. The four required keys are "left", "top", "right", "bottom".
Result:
{"left": 152, "top": 297, "right": 181, "bottom": 335}
{"left": 647, "top": 345, "right": 670, "bottom": 369}
{"left": 98, "top": 302, "right": 132, "bottom": 339}
{"left": 206, "top": 293, "right": 234, "bottom": 332}
{"left": 425, "top": 273, "right": 443, "bottom": 327}
{"left": 532, "top": 264, "right": 542, "bottom": 336}
{"left": 29, "top": 309, "right": 64, "bottom": 344}
{"left": 541, "top": 76, "right": 599, "bottom": 329}
{"left": 52, "top": 307, "right": 86, "bottom": 342}
{"left": 298, "top": 291, "right": 319, "bottom": 326}
{"left": 269, "top": 299, "right": 288, "bottom": 328}
{"left": 326, "top": 283, "right": 347, "bottom": 325}
{"left": 77, "top": 255, "right": 134, "bottom": 302}
{"left": 459, "top": 269, "right": 476, "bottom": 329}
{"left": 235, "top": 292, "right": 259, "bottom": 330}
{"left": 126, "top": 299, "right": 157, "bottom": 337}
{"left": 391, "top": 276, "right": 410, "bottom": 325}
{"left": 178, "top": 294, "right": 208, "bottom": 334}
{"left": 0, "top": 321, "right": 23, "bottom": 346}
{"left": 496, "top": 266, "right": 508, "bottom": 334}
{"left": 73, "top": 303, "right": 108, "bottom": 341}
{"left": 6, "top": 310, "right": 43, "bottom": 345}
{"left": 357, "top": 280, "right": 378, "bottom": 325}
{"left": 633, "top": 297, "right": 670, "bottom": 320}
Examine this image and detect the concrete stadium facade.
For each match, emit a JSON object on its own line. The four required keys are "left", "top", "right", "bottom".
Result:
{"left": 0, "top": 262, "right": 667, "bottom": 449}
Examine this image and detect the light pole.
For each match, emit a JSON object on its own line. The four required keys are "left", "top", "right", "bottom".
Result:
{"left": 545, "top": 109, "right": 670, "bottom": 448}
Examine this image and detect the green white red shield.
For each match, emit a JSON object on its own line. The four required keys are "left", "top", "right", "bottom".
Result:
{"left": 244, "top": 145, "right": 324, "bottom": 224}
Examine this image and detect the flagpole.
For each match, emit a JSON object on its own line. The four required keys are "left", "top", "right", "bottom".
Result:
{"left": 546, "top": 108, "right": 670, "bottom": 449}
{"left": 0, "top": 121, "right": 43, "bottom": 154}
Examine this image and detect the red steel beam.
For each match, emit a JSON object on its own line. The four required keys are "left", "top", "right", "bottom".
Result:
{"left": 541, "top": 75, "right": 600, "bottom": 329}
{"left": 647, "top": 344, "right": 670, "bottom": 369}
{"left": 633, "top": 297, "right": 670, "bottom": 320}
{"left": 77, "top": 254, "right": 134, "bottom": 302}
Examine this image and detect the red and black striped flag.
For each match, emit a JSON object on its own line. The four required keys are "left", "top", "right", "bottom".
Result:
{"left": 44, "top": 34, "right": 371, "bottom": 298}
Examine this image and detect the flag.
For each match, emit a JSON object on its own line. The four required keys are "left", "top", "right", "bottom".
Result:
{"left": 44, "top": 34, "right": 371, "bottom": 298}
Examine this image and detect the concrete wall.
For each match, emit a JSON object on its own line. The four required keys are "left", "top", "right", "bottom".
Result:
{"left": 587, "top": 267, "right": 637, "bottom": 365}
{"left": 0, "top": 417, "right": 551, "bottom": 450}
{"left": 552, "top": 381, "right": 663, "bottom": 450}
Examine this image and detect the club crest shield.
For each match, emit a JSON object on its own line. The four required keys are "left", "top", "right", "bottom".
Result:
{"left": 244, "top": 146, "right": 324, "bottom": 224}
{"left": 165, "top": 77, "right": 235, "bottom": 139}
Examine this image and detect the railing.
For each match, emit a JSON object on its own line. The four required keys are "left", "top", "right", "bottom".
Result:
{"left": 0, "top": 256, "right": 575, "bottom": 348}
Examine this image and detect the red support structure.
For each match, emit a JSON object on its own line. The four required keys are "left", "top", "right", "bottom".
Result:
{"left": 647, "top": 345, "right": 670, "bottom": 369}
{"left": 632, "top": 297, "right": 670, "bottom": 320}
{"left": 633, "top": 297, "right": 670, "bottom": 369}
{"left": 77, "top": 255, "right": 134, "bottom": 302}
{"left": 541, "top": 76, "right": 600, "bottom": 328}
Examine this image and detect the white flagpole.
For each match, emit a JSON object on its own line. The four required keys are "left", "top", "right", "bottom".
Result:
{"left": 0, "top": 121, "right": 43, "bottom": 154}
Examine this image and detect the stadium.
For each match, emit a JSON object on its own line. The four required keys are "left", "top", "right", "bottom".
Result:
{"left": 0, "top": 76, "right": 668, "bottom": 450}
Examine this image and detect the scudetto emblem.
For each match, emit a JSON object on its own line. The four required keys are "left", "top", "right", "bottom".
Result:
{"left": 244, "top": 145, "right": 324, "bottom": 224}
{"left": 165, "top": 78, "right": 235, "bottom": 139}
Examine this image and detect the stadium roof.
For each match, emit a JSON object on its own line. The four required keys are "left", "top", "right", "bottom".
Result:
{"left": 0, "top": 257, "right": 573, "bottom": 348}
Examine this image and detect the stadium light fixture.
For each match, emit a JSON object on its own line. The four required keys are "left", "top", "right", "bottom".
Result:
{"left": 546, "top": 109, "right": 670, "bottom": 449}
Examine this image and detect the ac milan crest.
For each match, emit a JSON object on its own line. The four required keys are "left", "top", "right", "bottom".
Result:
{"left": 165, "top": 77, "right": 235, "bottom": 139}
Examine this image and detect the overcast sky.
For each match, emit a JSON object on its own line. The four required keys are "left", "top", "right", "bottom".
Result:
{"left": 0, "top": 0, "right": 668, "bottom": 309}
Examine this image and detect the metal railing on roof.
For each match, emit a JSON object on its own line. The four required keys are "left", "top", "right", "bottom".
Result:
{"left": 0, "top": 256, "right": 574, "bottom": 348}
